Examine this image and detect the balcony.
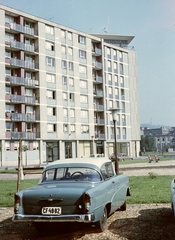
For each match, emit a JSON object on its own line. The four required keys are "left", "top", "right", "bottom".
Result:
{"left": 11, "top": 131, "right": 36, "bottom": 140}
{"left": 8, "top": 58, "right": 38, "bottom": 70}
{"left": 5, "top": 76, "right": 38, "bottom": 87}
{"left": 5, "top": 112, "right": 36, "bottom": 122}
{"left": 93, "top": 75, "right": 103, "bottom": 84}
{"left": 92, "top": 47, "right": 102, "bottom": 56}
{"left": 9, "top": 40, "right": 35, "bottom": 53}
{"left": 94, "top": 104, "right": 104, "bottom": 111}
{"left": 6, "top": 22, "right": 35, "bottom": 36}
{"left": 94, "top": 119, "right": 105, "bottom": 125}
{"left": 92, "top": 61, "right": 102, "bottom": 70}
{"left": 94, "top": 90, "right": 103, "bottom": 98}
{"left": 7, "top": 94, "right": 37, "bottom": 105}
{"left": 95, "top": 133, "right": 105, "bottom": 139}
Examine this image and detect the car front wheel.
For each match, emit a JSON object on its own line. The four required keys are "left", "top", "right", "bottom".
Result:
{"left": 95, "top": 207, "right": 108, "bottom": 232}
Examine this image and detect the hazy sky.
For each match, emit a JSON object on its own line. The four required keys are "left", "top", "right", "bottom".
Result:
{"left": 1, "top": 0, "right": 175, "bottom": 126}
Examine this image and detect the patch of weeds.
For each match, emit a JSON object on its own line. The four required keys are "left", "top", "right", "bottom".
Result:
{"left": 148, "top": 172, "right": 158, "bottom": 179}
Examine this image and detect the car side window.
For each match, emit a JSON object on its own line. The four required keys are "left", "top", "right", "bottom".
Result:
{"left": 101, "top": 163, "right": 114, "bottom": 180}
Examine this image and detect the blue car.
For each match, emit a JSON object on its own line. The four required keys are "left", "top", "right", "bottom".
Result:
{"left": 12, "top": 157, "right": 130, "bottom": 232}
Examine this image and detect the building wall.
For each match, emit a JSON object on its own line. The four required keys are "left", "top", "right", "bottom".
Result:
{"left": 0, "top": 4, "right": 140, "bottom": 167}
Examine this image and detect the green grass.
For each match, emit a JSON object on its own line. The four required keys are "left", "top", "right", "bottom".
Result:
{"left": 0, "top": 179, "right": 39, "bottom": 207}
{"left": 127, "top": 175, "right": 173, "bottom": 204}
{"left": 0, "top": 175, "right": 174, "bottom": 207}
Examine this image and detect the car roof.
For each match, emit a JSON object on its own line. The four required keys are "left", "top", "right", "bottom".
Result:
{"left": 46, "top": 157, "right": 112, "bottom": 170}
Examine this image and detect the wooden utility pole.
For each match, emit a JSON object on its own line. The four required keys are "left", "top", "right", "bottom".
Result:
{"left": 17, "top": 140, "right": 22, "bottom": 192}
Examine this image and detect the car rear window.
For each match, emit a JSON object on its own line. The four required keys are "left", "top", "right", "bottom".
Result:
{"left": 41, "top": 167, "right": 101, "bottom": 183}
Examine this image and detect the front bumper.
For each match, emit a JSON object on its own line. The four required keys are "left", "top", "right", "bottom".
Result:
{"left": 12, "top": 213, "right": 95, "bottom": 223}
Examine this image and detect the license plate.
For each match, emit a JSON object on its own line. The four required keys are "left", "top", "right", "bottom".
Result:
{"left": 42, "top": 207, "right": 61, "bottom": 215}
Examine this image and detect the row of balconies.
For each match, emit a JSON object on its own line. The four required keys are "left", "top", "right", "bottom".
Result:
{"left": 6, "top": 131, "right": 37, "bottom": 140}
{"left": 5, "top": 39, "right": 38, "bottom": 53}
{"left": 5, "top": 22, "right": 37, "bottom": 36}
{"left": 5, "top": 76, "right": 39, "bottom": 87}
{"left": 5, "top": 112, "right": 36, "bottom": 122}
{"left": 5, "top": 57, "right": 39, "bottom": 70}
{"left": 5, "top": 94, "right": 38, "bottom": 105}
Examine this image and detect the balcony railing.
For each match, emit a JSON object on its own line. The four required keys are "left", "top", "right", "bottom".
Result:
{"left": 10, "top": 58, "right": 38, "bottom": 69}
{"left": 11, "top": 131, "right": 36, "bottom": 140}
{"left": 9, "top": 22, "right": 35, "bottom": 36}
{"left": 94, "top": 119, "right": 105, "bottom": 125}
{"left": 10, "top": 94, "right": 37, "bottom": 104}
{"left": 10, "top": 40, "right": 35, "bottom": 52}
{"left": 5, "top": 76, "right": 38, "bottom": 87}
{"left": 94, "top": 104, "right": 104, "bottom": 111}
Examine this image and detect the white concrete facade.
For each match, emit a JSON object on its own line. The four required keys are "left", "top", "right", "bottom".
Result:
{"left": 0, "top": 4, "right": 140, "bottom": 167}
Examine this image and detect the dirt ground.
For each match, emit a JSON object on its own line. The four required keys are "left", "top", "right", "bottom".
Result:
{"left": 0, "top": 204, "right": 174, "bottom": 240}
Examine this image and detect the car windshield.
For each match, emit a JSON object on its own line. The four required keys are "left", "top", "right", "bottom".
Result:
{"left": 40, "top": 167, "right": 102, "bottom": 183}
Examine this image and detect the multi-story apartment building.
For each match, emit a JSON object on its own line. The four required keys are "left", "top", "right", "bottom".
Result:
{"left": 0, "top": 4, "right": 140, "bottom": 167}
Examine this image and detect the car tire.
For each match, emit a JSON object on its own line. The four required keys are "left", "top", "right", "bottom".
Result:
{"left": 120, "top": 200, "right": 126, "bottom": 211}
{"left": 95, "top": 207, "right": 107, "bottom": 232}
{"left": 33, "top": 222, "right": 49, "bottom": 232}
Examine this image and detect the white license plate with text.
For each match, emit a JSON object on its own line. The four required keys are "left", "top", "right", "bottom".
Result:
{"left": 42, "top": 207, "right": 61, "bottom": 215}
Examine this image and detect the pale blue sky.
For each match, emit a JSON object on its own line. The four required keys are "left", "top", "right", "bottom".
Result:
{"left": 1, "top": 0, "right": 175, "bottom": 126}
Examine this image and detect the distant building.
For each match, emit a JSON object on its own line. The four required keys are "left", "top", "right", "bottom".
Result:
{"left": 141, "top": 127, "right": 175, "bottom": 151}
{"left": 0, "top": 4, "right": 140, "bottom": 167}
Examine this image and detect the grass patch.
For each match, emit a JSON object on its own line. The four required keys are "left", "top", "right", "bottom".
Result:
{"left": 127, "top": 175, "right": 173, "bottom": 204}
{"left": 0, "top": 179, "right": 39, "bottom": 207}
{"left": 0, "top": 175, "right": 174, "bottom": 207}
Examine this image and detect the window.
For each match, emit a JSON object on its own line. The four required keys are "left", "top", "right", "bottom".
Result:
{"left": 70, "top": 109, "right": 75, "bottom": 117}
{"left": 25, "top": 55, "right": 32, "bottom": 62}
{"left": 46, "top": 73, "right": 55, "bottom": 83}
{"left": 109, "top": 87, "right": 112, "bottom": 95}
{"left": 6, "top": 68, "right": 11, "bottom": 75}
{"left": 69, "top": 62, "right": 73, "bottom": 71}
{"left": 63, "top": 124, "right": 68, "bottom": 132}
{"left": 122, "top": 114, "right": 126, "bottom": 122}
{"left": 79, "top": 50, "right": 86, "bottom": 59}
{"left": 121, "top": 89, "right": 125, "bottom": 96}
{"left": 62, "top": 60, "right": 67, "bottom": 69}
{"left": 101, "top": 163, "right": 114, "bottom": 180}
{"left": 26, "top": 106, "right": 33, "bottom": 114}
{"left": 114, "top": 75, "right": 118, "bottom": 84}
{"left": 109, "top": 100, "right": 113, "bottom": 109}
{"left": 63, "top": 108, "right": 68, "bottom": 117}
{"left": 79, "top": 65, "right": 87, "bottom": 73}
{"left": 81, "top": 125, "right": 89, "bottom": 133}
{"left": 80, "top": 79, "right": 87, "bottom": 88}
{"left": 47, "top": 90, "right": 55, "bottom": 99}
{"left": 33, "top": 141, "right": 39, "bottom": 150}
{"left": 62, "top": 76, "right": 67, "bottom": 85}
{"left": 45, "top": 25, "right": 54, "bottom": 35}
{"left": 25, "top": 89, "right": 33, "bottom": 96}
{"left": 61, "top": 45, "right": 66, "bottom": 54}
{"left": 120, "top": 76, "right": 124, "bottom": 84}
{"left": 5, "top": 50, "right": 11, "bottom": 58}
{"left": 119, "top": 51, "right": 123, "bottom": 60}
{"left": 47, "top": 123, "right": 56, "bottom": 132}
{"left": 5, "top": 141, "right": 10, "bottom": 150}
{"left": 69, "top": 77, "right": 74, "bottom": 86}
{"left": 80, "top": 95, "right": 88, "bottom": 103}
{"left": 45, "top": 41, "right": 54, "bottom": 51}
{"left": 115, "top": 88, "right": 119, "bottom": 96}
{"left": 113, "top": 49, "right": 117, "bottom": 59}
{"left": 46, "top": 57, "right": 55, "bottom": 67}
{"left": 108, "top": 74, "right": 112, "bottom": 82}
{"left": 106, "top": 47, "right": 111, "bottom": 57}
{"left": 81, "top": 110, "right": 88, "bottom": 118}
{"left": 61, "top": 29, "right": 66, "bottom": 38}
{"left": 6, "top": 122, "right": 13, "bottom": 131}
{"left": 68, "top": 32, "right": 72, "bottom": 41}
{"left": 107, "top": 60, "right": 111, "bottom": 70}
{"left": 47, "top": 107, "right": 55, "bottom": 116}
{"left": 114, "top": 62, "right": 118, "bottom": 71}
{"left": 70, "top": 124, "right": 75, "bottom": 132}
{"left": 6, "top": 104, "right": 14, "bottom": 112}
{"left": 78, "top": 35, "right": 86, "bottom": 44}
{"left": 68, "top": 47, "right": 73, "bottom": 56}
{"left": 26, "top": 123, "right": 33, "bottom": 132}
{"left": 5, "top": 15, "right": 14, "bottom": 23}
{"left": 120, "top": 64, "right": 123, "bottom": 74}
{"left": 6, "top": 86, "right": 11, "bottom": 94}
{"left": 62, "top": 92, "right": 67, "bottom": 101}
{"left": 14, "top": 141, "right": 19, "bottom": 151}
{"left": 69, "top": 93, "right": 74, "bottom": 101}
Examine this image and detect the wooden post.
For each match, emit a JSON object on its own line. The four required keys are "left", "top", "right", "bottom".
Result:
{"left": 17, "top": 140, "right": 22, "bottom": 192}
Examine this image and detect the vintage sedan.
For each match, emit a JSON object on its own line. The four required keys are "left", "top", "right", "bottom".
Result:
{"left": 12, "top": 157, "right": 130, "bottom": 232}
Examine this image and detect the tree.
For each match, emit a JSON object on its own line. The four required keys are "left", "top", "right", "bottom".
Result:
{"left": 140, "top": 135, "right": 156, "bottom": 152}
